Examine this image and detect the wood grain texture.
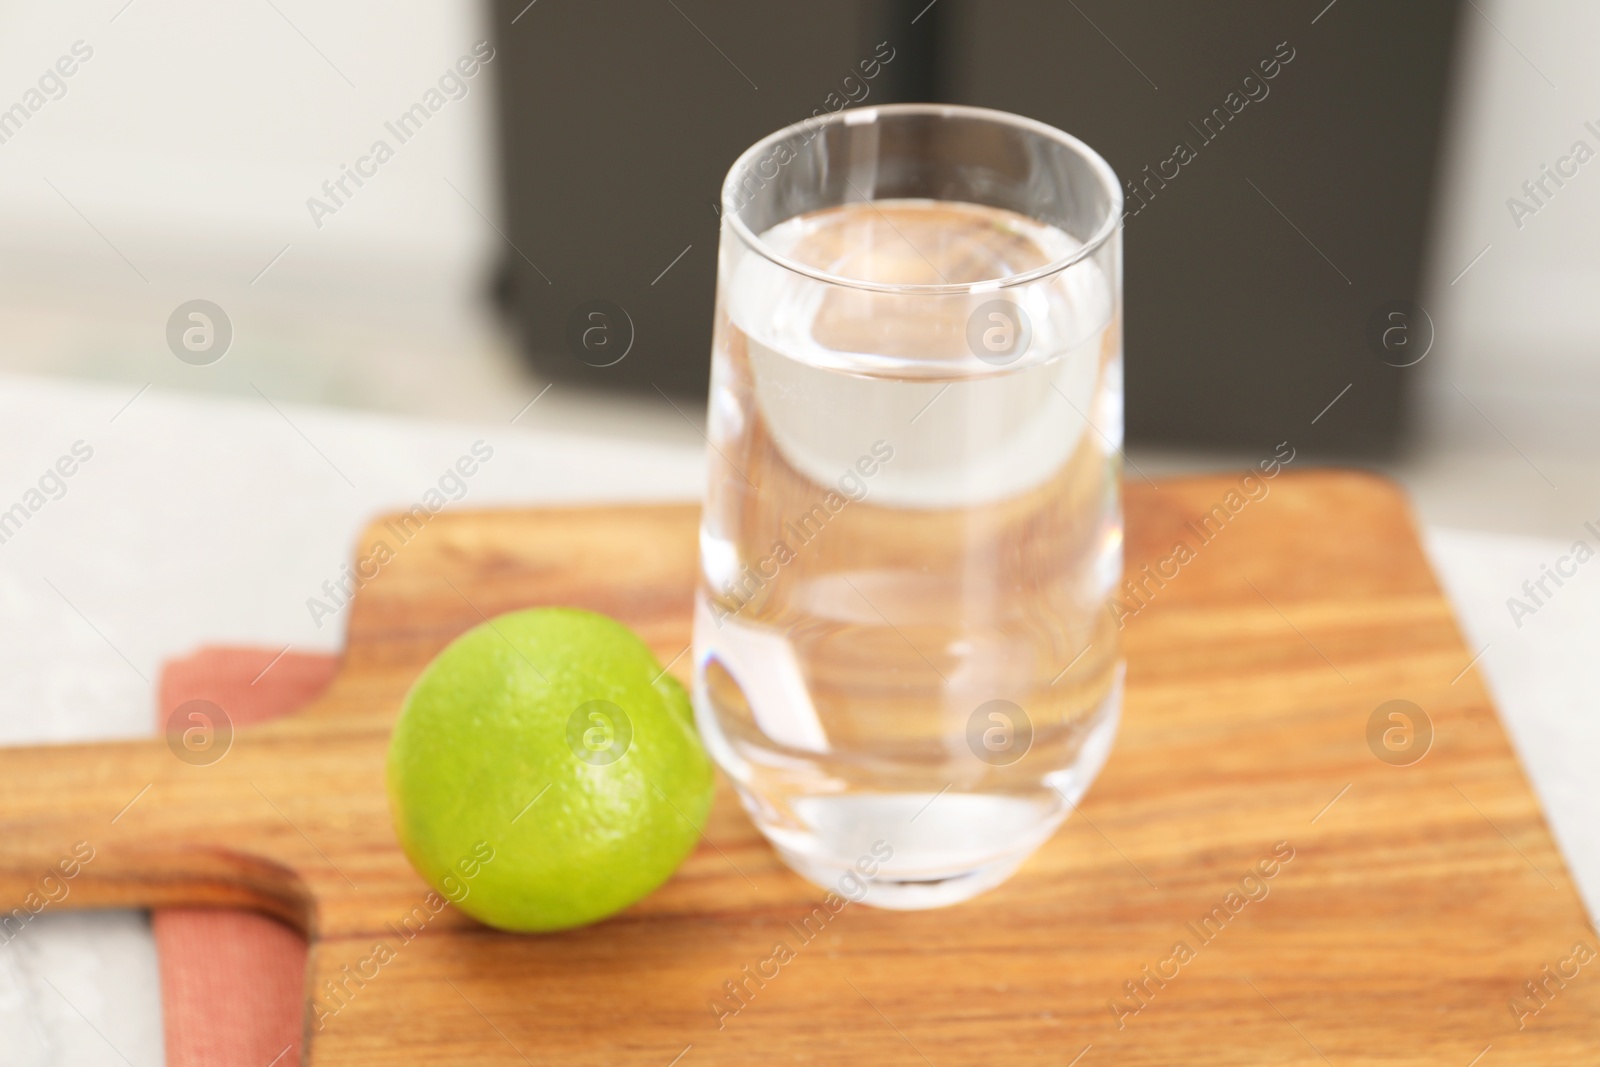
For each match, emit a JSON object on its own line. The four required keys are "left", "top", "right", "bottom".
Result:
{"left": 0, "top": 471, "right": 1595, "bottom": 1065}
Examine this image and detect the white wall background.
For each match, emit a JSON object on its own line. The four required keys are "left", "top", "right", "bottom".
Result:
{"left": 1424, "top": 0, "right": 1600, "bottom": 455}
{"left": 0, "top": 0, "right": 523, "bottom": 419}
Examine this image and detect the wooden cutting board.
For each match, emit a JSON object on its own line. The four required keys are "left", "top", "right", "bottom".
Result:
{"left": 1, "top": 471, "right": 1595, "bottom": 1065}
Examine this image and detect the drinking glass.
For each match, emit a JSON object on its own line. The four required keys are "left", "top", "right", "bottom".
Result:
{"left": 694, "top": 104, "right": 1123, "bottom": 908}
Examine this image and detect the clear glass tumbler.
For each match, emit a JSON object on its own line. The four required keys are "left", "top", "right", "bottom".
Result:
{"left": 694, "top": 104, "right": 1124, "bottom": 909}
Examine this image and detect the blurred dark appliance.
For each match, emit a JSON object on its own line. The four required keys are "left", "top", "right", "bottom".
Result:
{"left": 489, "top": 0, "right": 1460, "bottom": 456}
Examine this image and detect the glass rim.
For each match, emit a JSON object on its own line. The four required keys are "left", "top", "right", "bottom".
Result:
{"left": 721, "top": 102, "right": 1124, "bottom": 296}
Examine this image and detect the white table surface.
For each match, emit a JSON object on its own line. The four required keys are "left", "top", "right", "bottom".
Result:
{"left": 0, "top": 372, "right": 1593, "bottom": 1066}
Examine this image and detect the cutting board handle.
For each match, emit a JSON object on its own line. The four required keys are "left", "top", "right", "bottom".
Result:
{"left": 0, "top": 737, "right": 315, "bottom": 934}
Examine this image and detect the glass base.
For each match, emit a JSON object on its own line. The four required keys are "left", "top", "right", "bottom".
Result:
{"left": 773, "top": 838, "right": 1041, "bottom": 911}
{"left": 707, "top": 682, "right": 1122, "bottom": 911}
{"left": 742, "top": 787, "right": 1076, "bottom": 911}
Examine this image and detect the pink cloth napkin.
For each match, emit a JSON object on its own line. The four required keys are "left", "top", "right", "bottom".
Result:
{"left": 154, "top": 647, "right": 339, "bottom": 1067}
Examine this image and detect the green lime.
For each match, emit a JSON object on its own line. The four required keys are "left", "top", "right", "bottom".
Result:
{"left": 386, "top": 607, "right": 713, "bottom": 932}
